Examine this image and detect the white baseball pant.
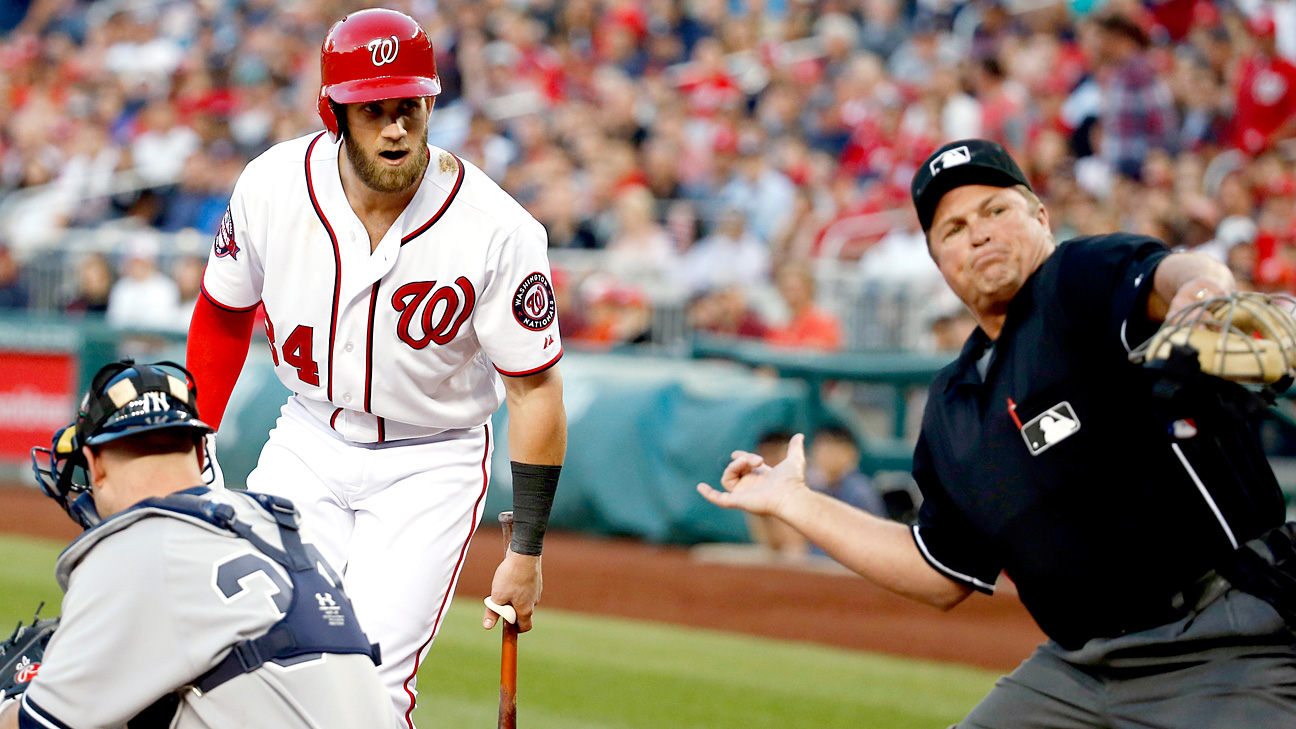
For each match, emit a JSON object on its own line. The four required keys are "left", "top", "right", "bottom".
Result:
{"left": 246, "top": 397, "right": 492, "bottom": 729}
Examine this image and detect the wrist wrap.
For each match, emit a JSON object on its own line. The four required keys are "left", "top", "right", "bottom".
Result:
{"left": 510, "top": 462, "right": 560, "bottom": 556}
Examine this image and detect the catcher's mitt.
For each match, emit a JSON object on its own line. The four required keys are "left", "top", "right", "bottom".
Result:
{"left": 0, "top": 604, "right": 58, "bottom": 703}
{"left": 1131, "top": 292, "right": 1296, "bottom": 387}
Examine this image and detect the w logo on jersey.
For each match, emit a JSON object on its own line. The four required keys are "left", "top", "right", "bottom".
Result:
{"left": 214, "top": 208, "right": 240, "bottom": 260}
{"left": 392, "top": 278, "right": 476, "bottom": 349}
{"left": 368, "top": 35, "right": 399, "bottom": 66}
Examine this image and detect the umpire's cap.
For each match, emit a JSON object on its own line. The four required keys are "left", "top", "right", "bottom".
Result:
{"left": 911, "top": 139, "right": 1031, "bottom": 232}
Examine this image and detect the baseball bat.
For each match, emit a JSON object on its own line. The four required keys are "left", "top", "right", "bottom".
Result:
{"left": 497, "top": 511, "right": 518, "bottom": 729}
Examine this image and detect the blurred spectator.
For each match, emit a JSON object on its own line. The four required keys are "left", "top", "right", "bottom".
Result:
{"left": 688, "top": 285, "right": 768, "bottom": 339}
{"left": 857, "top": 207, "right": 941, "bottom": 288}
{"left": 1231, "top": 13, "right": 1296, "bottom": 156}
{"left": 971, "top": 57, "right": 1026, "bottom": 153}
{"left": 0, "top": 245, "right": 28, "bottom": 309}
{"left": 604, "top": 185, "right": 677, "bottom": 282}
{"left": 105, "top": 237, "right": 179, "bottom": 330}
{"left": 551, "top": 267, "right": 590, "bottom": 340}
{"left": 858, "top": 0, "right": 907, "bottom": 61}
{"left": 1229, "top": 240, "right": 1260, "bottom": 291}
{"left": 1177, "top": 60, "right": 1230, "bottom": 152}
{"left": 170, "top": 254, "right": 204, "bottom": 331}
{"left": 924, "top": 62, "right": 982, "bottom": 141}
{"left": 716, "top": 145, "right": 797, "bottom": 244}
{"left": 64, "top": 252, "right": 113, "bottom": 316}
{"left": 888, "top": 13, "right": 956, "bottom": 89}
{"left": 460, "top": 111, "right": 517, "bottom": 182}
{"left": 806, "top": 424, "right": 884, "bottom": 517}
{"left": 766, "top": 261, "right": 842, "bottom": 351}
{"left": 675, "top": 36, "right": 742, "bottom": 118}
{"left": 530, "top": 156, "right": 600, "bottom": 249}
{"left": 160, "top": 147, "right": 231, "bottom": 234}
{"left": 1095, "top": 14, "right": 1178, "bottom": 179}
{"left": 678, "top": 206, "right": 769, "bottom": 295}
{"left": 130, "top": 99, "right": 200, "bottom": 187}
{"left": 924, "top": 290, "right": 980, "bottom": 352}
{"left": 571, "top": 273, "right": 651, "bottom": 348}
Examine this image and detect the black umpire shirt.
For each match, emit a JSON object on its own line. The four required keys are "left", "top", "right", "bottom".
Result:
{"left": 911, "top": 233, "right": 1286, "bottom": 650}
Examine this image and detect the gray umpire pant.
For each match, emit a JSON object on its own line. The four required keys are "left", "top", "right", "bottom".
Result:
{"left": 957, "top": 577, "right": 1296, "bottom": 729}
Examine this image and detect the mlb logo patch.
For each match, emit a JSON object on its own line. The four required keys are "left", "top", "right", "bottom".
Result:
{"left": 929, "top": 146, "right": 972, "bottom": 176}
{"left": 1020, "top": 401, "right": 1080, "bottom": 455}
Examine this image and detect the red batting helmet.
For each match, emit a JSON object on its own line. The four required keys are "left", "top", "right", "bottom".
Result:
{"left": 317, "top": 8, "right": 441, "bottom": 142}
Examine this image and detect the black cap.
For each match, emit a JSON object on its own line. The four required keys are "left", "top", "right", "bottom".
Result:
{"left": 911, "top": 139, "right": 1031, "bottom": 232}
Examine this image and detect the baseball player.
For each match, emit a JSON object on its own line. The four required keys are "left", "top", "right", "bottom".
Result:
{"left": 184, "top": 9, "right": 566, "bottom": 725}
{"left": 3, "top": 360, "right": 391, "bottom": 729}
{"left": 700, "top": 140, "right": 1296, "bottom": 727}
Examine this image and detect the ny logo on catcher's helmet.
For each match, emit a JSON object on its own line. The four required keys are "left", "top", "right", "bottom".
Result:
{"left": 368, "top": 35, "right": 399, "bottom": 66}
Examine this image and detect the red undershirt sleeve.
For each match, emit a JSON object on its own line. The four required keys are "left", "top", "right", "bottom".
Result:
{"left": 186, "top": 293, "right": 257, "bottom": 431}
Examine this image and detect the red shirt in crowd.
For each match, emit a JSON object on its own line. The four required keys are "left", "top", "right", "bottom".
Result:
{"left": 1232, "top": 53, "right": 1296, "bottom": 154}
{"left": 767, "top": 306, "right": 843, "bottom": 351}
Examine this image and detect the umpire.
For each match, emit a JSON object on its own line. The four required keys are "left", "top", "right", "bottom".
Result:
{"left": 700, "top": 140, "right": 1296, "bottom": 727}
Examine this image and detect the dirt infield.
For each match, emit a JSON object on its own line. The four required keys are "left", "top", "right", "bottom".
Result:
{"left": 0, "top": 484, "right": 1043, "bottom": 672}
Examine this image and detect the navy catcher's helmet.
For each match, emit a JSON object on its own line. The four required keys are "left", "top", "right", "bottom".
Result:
{"left": 31, "top": 360, "right": 212, "bottom": 529}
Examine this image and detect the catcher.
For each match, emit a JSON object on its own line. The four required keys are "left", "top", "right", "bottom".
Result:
{"left": 0, "top": 360, "right": 392, "bottom": 729}
{"left": 701, "top": 140, "right": 1296, "bottom": 728}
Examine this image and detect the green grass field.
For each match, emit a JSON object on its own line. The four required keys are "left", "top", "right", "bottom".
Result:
{"left": 0, "top": 534, "right": 996, "bottom": 728}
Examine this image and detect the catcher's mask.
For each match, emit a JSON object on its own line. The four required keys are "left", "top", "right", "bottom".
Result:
{"left": 1131, "top": 291, "right": 1296, "bottom": 392}
{"left": 31, "top": 360, "right": 213, "bottom": 530}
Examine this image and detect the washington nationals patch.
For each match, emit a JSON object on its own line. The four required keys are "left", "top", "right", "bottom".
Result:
{"left": 513, "top": 272, "right": 556, "bottom": 331}
{"left": 214, "top": 208, "right": 240, "bottom": 260}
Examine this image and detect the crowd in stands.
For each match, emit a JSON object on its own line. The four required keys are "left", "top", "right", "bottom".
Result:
{"left": 2, "top": 0, "right": 1296, "bottom": 352}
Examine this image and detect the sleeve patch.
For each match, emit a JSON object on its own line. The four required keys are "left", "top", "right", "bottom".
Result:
{"left": 214, "top": 207, "right": 240, "bottom": 260}
{"left": 512, "top": 272, "right": 556, "bottom": 331}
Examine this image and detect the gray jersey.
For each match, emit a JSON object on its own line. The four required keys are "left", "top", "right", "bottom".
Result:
{"left": 18, "top": 490, "right": 393, "bottom": 729}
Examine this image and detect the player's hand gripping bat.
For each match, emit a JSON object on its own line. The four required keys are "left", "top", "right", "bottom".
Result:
{"left": 483, "top": 512, "right": 519, "bottom": 729}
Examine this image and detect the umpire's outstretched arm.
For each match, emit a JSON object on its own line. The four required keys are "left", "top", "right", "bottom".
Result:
{"left": 698, "top": 434, "right": 972, "bottom": 610}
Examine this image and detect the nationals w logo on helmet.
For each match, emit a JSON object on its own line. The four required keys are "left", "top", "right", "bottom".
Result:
{"left": 368, "top": 35, "right": 399, "bottom": 66}
{"left": 513, "top": 272, "right": 556, "bottom": 331}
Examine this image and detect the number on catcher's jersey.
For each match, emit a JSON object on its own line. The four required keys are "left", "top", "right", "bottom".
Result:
{"left": 212, "top": 546, "right": 342, "bottom": 617}
{"left": 214, "top": 553, "right": 292, "bottom": 615}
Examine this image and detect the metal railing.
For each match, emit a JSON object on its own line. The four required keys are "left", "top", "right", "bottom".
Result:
{"left": 12, "top": 228, "right": 936, "bottom": 351}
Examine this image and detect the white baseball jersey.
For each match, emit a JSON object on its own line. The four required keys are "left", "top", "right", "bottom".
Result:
{"left": 19, "top": 490, "right": 392, "bottom": 729}
{"left": 202, "top": 132, "right": 562, "bottom": 443}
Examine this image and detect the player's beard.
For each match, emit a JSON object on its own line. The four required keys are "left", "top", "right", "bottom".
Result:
{"left": 344, "top": 125, "right": 430, "bottom": 194}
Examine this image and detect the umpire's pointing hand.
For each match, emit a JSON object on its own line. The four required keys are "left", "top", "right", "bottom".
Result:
{"left": 698, "top": 433, "right": 810, "bottom": 519}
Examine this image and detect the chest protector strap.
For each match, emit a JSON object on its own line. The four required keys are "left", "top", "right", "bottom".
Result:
{"left": 134, "top": 491, "right": 381, "bottom": 695}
